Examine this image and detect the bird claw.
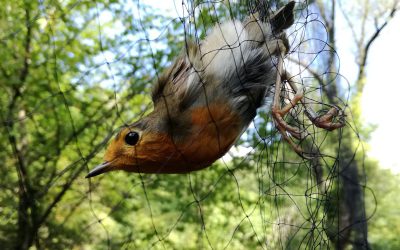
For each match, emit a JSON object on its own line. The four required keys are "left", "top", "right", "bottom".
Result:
{"left": 271, "top": 90, "right": 306, "bottom": 155}
{"left": 306, "top": 106, "right": 345, "bottom": 131}
{"left": 271, "top": 55, "right": 345, "bottom": 158}
{"left": 271, "top": 91, "right": 304, "bottom": 139}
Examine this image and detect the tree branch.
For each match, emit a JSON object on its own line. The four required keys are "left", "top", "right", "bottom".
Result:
{"left": 356, "top": 5, "right": 398, "bottom": 91}
{"left": 36, "top": 130, "right": 115, "bottom": 227}
{"left": 337, "top": 0, "right": 359, "bottom": 46}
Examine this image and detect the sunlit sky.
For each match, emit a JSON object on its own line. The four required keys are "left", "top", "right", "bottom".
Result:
{"left": 334, "top": 7, "right": 400, "bottom": 174}
{"left": 148, "top": 0, "right": 400, "bottom": 174}
{"left": 359, "top": 13, "right": 400, "bottom": 174}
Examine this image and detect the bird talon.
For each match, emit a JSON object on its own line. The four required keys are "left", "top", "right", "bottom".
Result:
{"left": 310, "top": 106, "right": 345, "bottom": 131}
{"left": 272, "top": 56, "right": 346, "bottom": 157}
{"left": 272, "top": 107, "right": 301, "bottom": 133}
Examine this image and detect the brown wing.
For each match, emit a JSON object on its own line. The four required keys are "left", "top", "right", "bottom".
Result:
{"left": 152, "top": 56, "right": 186, "bottom": 102}
{"left": 151, "top": 41, "right": 202, "bottom": 107}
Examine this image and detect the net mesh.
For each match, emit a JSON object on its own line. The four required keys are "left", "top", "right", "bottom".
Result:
{"left": 0, "top": 0, "right": 372, "bottom": 249}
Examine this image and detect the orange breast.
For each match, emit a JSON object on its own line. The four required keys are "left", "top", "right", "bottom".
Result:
{"left": 177, "top": 102, "right": 243, "bottom": 169}
{"left": 131, "top": 103, "right": 243, "bottom": 173}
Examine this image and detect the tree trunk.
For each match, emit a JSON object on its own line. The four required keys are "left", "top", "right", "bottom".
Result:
{"left": 337, "top": 143, "right": 369, "bottom": 249}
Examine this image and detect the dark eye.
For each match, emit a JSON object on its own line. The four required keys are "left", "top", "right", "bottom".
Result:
{"left": 125, "top": 131, "right": 139, "bottom": 146}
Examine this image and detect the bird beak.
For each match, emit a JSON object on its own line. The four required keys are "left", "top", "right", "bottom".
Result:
{"left": 85, "top": 161, "right": 112, "bottom": 178}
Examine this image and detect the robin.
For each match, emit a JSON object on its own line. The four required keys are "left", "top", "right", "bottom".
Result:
{"left": 86, "top": 1, "right": 343, "bottom": 178}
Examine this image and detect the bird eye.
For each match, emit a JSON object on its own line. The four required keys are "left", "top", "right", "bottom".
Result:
{"left": 125, "top": 131, "right": 139, "bottom": 146}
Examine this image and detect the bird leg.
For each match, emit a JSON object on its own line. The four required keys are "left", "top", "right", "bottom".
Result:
{"left": 271, "top": 53, "right": 345, "bottom": 156}
{"left": 271, "top": 53, "right": 305, "bottom": 154}
{"left": 283, "top": 72, "right": 345, "bottom": 131}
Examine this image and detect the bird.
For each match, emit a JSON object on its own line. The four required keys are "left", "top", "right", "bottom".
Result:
{"left": 86, "top": 1, "right": 298, "bottom": 178}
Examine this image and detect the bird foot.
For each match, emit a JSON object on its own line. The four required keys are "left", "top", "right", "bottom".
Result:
{"left": 272, "top": 54, "right": 345, "bottom": 158}
{"left": 305, "top": 106, "right": 345, "bottom": 131}
{"left": 271, "top": 90, "right": 306, "bottom": 155}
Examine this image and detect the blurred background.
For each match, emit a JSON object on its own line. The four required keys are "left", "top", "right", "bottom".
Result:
{"left": 0, "top": 0, "right": 399, "bottom": 249}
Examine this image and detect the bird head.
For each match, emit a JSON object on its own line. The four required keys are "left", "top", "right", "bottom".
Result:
{"left": 85, "top": 126, "right": 143, "bottom": 178}
{"left": 85, "top": 116, "right": 182, "bottom": 178}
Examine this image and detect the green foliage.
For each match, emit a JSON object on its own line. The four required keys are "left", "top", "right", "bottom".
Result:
{"left": 0, "top": 0, "right": 398, "bottom": 249}
{"left": 366, "top": 164, "right": 400, "bottom": 250}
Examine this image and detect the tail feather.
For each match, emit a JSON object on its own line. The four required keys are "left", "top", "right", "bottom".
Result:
{"left": 250, "top": 0, "right": 295, "bottom": 31}
{"left": 269, "top": 1, "right": 295, "bottom": 32}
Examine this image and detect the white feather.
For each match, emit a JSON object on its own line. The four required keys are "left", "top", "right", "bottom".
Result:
{"left": 200, "top": 20, "right": 252, "bottom": 79}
